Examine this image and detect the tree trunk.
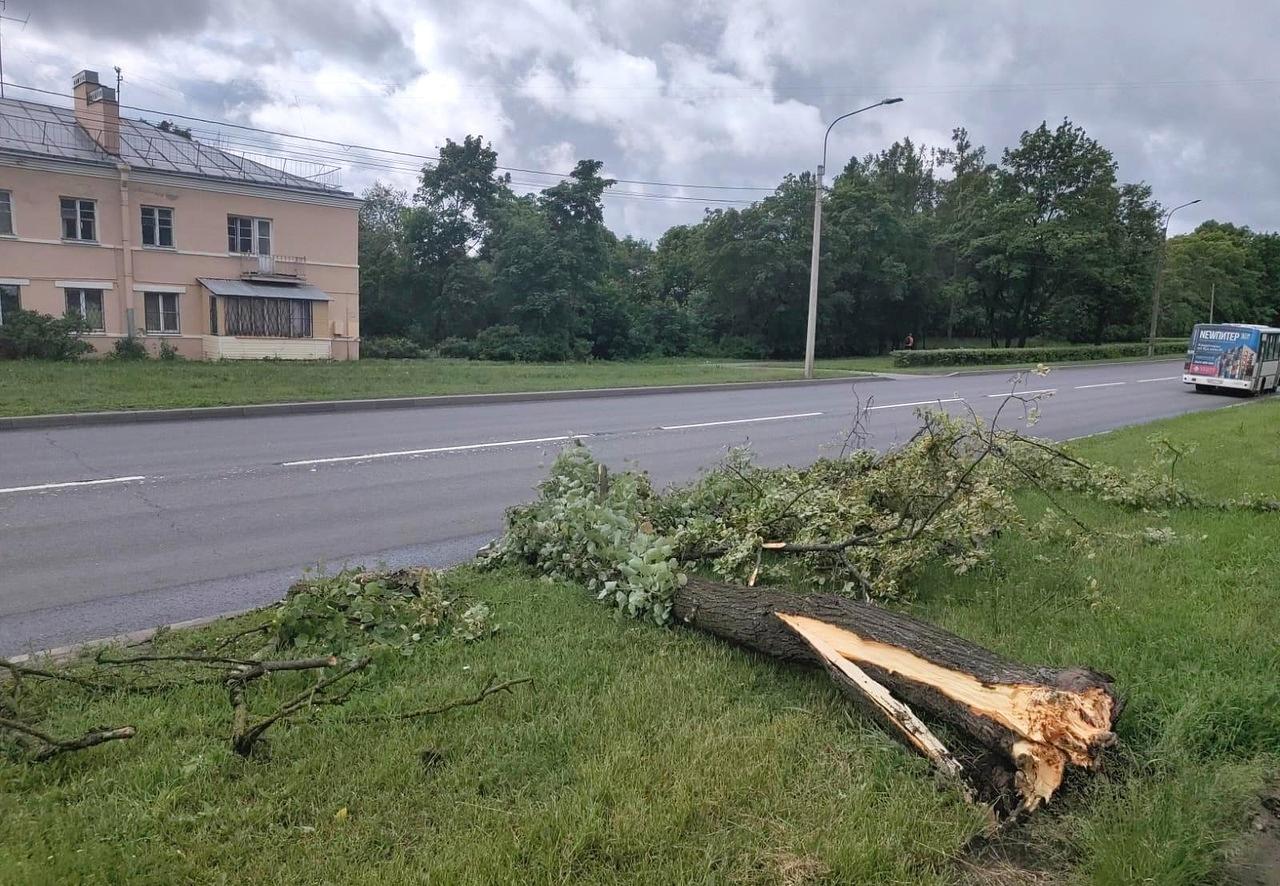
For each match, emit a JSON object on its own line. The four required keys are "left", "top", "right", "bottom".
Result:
{"left": 672, "top": 578, "right": 1121, "bottom": 814}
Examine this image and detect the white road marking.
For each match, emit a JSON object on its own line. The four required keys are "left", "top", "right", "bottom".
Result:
{"left": 1137, "top": 375, "right": 1181, "bottom": 383}
{"left": 281, "top": 435, "right": 589, "bottom": 467}
{"left": 0, "top": 475, "right": 147, "bottom": 495}
{"left": 659, "top": 411, "right": 823, "bottom": 430}
{"left": 1074, "top": 382, "right": 1126, "bottom": 389}
{"left": 865, "top": 398, "right": 963, "bottom": 411}
{"left": 986, "top": 389, "right": 1056, "bottom": 398}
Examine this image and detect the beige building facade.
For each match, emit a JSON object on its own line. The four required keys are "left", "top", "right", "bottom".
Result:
{"left": 0, "top": 70, "right": 361, "bottom": 359}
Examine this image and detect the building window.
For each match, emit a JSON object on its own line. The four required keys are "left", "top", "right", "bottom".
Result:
{"left": 228, "top": 216, "right": 271, "bottom": 255}
{"left": 64, "top": 288, "right": 105, "bottom": 331}
{"left": 209, "top": 295, "right": 218, "bottom": 335}
{"left": 144, "top": 292, "right": 180, "bottom": 334}
{"left": 60, "top": 197, "right": 96, "bottom": 241}
{"left": 141, "top": 206, "right": 174, "bottom": 248}
{"left": 0, "top": 284, "right": 18, "bottom": 324}
{"left": 223, "top": 296, "right": 312, "bottom": 338}
{"left": 0, "top": 191, "right": 12, "bottom": 235}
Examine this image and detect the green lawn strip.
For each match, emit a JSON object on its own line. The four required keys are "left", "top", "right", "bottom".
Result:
{"left": 0, "top": 358, "right": 873, "bottom": 418}
{"left": 0, "top": 348, "right": 1182, "bottom": 418}
{"left": 3, "top": 402, "right": 1277, "bottom": 883}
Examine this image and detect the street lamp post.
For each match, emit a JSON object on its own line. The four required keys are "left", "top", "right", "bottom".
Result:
{"left": 1146, "top": 198, "right": 1201, "bottom": 357}
{"left": 803, "top": 97, "right": 903, "bottom": 379}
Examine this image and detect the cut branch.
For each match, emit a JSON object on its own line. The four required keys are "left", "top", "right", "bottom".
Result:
{"left": 229, "top": 656, "right": 371, "bottom": 757}
{"left": 0, "top": 716, "right": 135, "bottom": 761}
{"left": 1, "top": 657, "right": 115, "bottom": 693}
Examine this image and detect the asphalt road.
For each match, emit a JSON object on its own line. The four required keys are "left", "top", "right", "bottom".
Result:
{"left": 0, "top": 359, "right": 1248, "bottom": 654}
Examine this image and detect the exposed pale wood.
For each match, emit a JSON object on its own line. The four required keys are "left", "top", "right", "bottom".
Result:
{"left": 777, "top": 613, "right": 967, "bottom": 788}
{"left": 673, "top": 577, "right": 1121, "bottom": 811}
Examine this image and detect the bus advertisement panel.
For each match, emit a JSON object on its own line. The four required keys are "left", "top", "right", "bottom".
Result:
{"left": 1185, "top": 324, "right": 1260, "bottom": 384}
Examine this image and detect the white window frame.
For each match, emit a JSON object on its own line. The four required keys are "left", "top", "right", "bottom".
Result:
{"left": 64, "top": 287, "right": 106, "bottom": 332}
{"left": 0, "top": 283, "right": 19, "bottom": 324}
{"left": 141, "top": 205, "right": 175, "bottom": 248}
{"left": 144, "top": 291, "right": 181, "bottom": 334}
{"left": 60, "top": 197, "right": 97, "bottom": 242}
{"left": 0, "top": 190, "right": 13, "bottom": 236}
{"left": 228, "top": 215, "right": 272, "bottom": 255}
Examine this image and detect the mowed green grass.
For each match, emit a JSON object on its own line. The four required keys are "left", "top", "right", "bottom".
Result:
{"left": 3, "top": 401, "right": 1278, "bottom": 884}
{"left": 0, "top": 358, "right": 872, "bottom": 417}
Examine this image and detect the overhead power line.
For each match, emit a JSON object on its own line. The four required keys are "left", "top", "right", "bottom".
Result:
{"left": 0, "top": 79, "right": 777, "bottom": 195}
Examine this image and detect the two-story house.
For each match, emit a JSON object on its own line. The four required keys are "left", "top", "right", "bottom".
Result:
{"left": 0, "top": 69, "right": 361, "bottom": 359}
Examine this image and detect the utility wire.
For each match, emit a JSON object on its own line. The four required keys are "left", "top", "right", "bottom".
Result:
{"left": 0, "top": 79, "right": 777, "bottom": 193}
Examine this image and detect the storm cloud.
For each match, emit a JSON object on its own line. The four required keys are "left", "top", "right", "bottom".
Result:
{"left": 4, "top": 0, "right": 1275, "bottom": 238}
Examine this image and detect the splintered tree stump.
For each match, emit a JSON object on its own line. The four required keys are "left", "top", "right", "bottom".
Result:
{"left": 673, "top": 578, "right": 1121, "bottom": 813}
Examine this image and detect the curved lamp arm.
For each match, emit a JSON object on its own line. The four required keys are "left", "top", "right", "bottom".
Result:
{"left": 821, "top": 97, "right": 903, "bottom": 172}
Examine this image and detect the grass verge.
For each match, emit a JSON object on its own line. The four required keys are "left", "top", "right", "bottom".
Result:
{"left": 2, "top": 402, "right": 1277, "bottom": 884}
{"left": 0, "top": 348, "right": 1180, "bottom": 417}
{"left": 0, "top": 358, "right": 870, "bottom": 417}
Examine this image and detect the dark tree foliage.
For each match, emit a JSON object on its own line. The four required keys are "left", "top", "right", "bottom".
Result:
{"left": 356, "top": 120, "right": 1273, "bottom": 362}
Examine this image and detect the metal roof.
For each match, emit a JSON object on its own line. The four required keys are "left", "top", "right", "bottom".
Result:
{"left": 0, "top": 96, "right": 349, "bottom": 195}
{"left": 198, "top": 278, "right": 332, "bottom": 301}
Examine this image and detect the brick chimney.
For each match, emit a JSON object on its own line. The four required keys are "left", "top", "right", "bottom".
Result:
{"left": 72, "top": 70, "right": 121, "bottom": 155}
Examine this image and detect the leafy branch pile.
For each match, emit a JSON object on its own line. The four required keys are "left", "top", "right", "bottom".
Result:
{"left": 489, "top": 409, "right": 1047, "bottom": 622}
{"left": 488, "top": 400, "right": 1243, "bottom": 625}
{"left": 276, "top": 567, "right": 496, "bottom": 654}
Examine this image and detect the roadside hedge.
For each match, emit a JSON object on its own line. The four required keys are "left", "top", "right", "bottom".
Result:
{"left": 891, "top": 340, "right": 1188, "bottom": 368}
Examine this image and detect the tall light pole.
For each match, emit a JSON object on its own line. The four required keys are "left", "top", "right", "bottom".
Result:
{"left": 803, "top": 97, "right": 903, "bottom": 379}
{"left": 1147, "top": 198, "right": 1201, "bottom": 356}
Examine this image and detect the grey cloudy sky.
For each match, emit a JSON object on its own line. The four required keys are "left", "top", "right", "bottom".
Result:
{"left": 5, "top": 0, "right": 1277, "bottom": 238}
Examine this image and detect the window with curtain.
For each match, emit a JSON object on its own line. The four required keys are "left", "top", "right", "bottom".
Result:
{"left": 144, "top": 292, "right": 180, "bottom": 333}
{"left": 227, "top": 216, "right": 272, "bottom": 255}
{"left": 60, "top": 197, "right": 96, "bottom": 241}
{"left": 64, "top": 288, "right": 105, "bottom": 331}
{"left": 141, "top": 206, "right": 174, "bottom": 247}
{"left": 0, "top": 284, "right": 18, "bottom": 324}
{"left": 0, "top": 191, "right": 13, "bottom": 236}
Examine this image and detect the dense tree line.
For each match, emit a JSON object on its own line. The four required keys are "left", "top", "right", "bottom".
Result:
{"left": 358, "top": 124, "right": 1280, "bottom": 360}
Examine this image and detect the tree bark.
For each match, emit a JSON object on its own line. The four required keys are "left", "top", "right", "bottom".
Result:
{"left": 672, "top": 578, "right": 1121, "bottom": 813}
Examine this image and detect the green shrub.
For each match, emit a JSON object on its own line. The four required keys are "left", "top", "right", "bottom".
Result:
{"left": 435, "top": 336, "right": 476, "bottom": 359}
{"left": 157, "top": 340, "right": 182, "bottom": 361}
{"left": 0, "top": 309, "right": 94, "bottom": 360}
{"left": 361, "top": 336, "right": 429, "bottom": 359}
{"left": 110, "top": 335, "right": 151, "bottom": 360}
{"left": 473, "top": 324, "right": 533, "bottom": 361}
{"left": 891, "top": 340, "right": 1188, "bottom": 367}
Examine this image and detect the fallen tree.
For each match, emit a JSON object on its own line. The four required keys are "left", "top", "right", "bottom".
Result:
{"left": 486, "top": 390, "right": 1136, "bottom": 814}
{"left": 673, "top": 579, "right": 1119, "bottom": 813}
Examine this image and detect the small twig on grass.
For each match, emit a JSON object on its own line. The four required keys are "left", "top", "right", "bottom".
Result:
{"left": 386, "top": 675, "right": 533, "bottom": 722}
{"left": 213, "top": 622, "right": 274, "bottom": 651}
{"left": 229, "top": 656, "right": 371, "bottom": 757}
{"left": 0, "top": 716, "right": 135, "bottom": 761}
{"left": 0, "top": 657, "right": 116, "bottom": 694}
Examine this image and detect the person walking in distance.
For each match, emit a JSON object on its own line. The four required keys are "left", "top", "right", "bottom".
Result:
{"left": 903, "top": 332, "right": 915, "bottom": 350}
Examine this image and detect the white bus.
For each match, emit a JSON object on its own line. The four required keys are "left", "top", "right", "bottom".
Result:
{"left": 1183, "top": 323, "right": 1280, "bottom": 394}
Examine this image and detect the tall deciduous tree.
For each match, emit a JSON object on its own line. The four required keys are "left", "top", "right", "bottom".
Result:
{"left": 406, "top": 136, "right": 511, "bottom": 341}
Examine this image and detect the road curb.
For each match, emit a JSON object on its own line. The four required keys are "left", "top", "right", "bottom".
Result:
{"left": 4, "top": 608, "right": 262, "bottom": 666}
{"left": 0, "top": 373, "right": 893, "bottom": 431}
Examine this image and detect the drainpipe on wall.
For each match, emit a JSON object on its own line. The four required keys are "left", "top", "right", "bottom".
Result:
{"left": 117, "top": 163, "right": 136, "bottom": 337}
